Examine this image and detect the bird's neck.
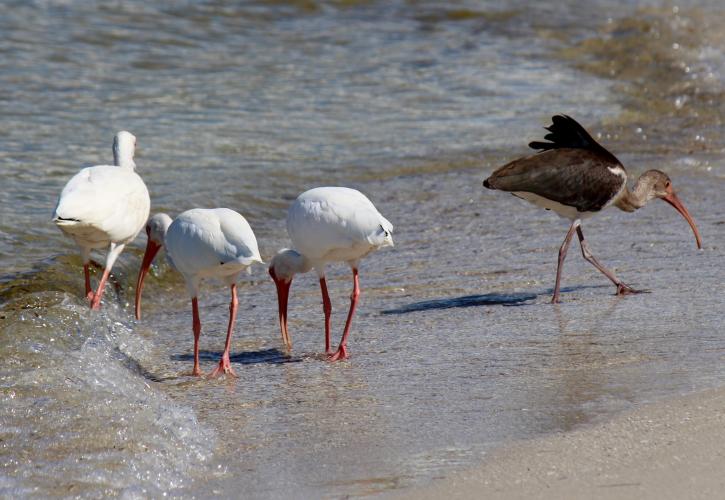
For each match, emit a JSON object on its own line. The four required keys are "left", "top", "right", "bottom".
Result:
{"left": 273, "top": 249, "right": 314, "bottom": 278}
{"left": 113, "top": 147, "right": 136, "bottom": 169}
{"left": 615, "top": 175, "right": 653, "bottom": 213}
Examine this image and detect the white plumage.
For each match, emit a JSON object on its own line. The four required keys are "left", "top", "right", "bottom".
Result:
{"left": 135, "top": 209, "right": 263, "bottom": 377}
{"left": 269, "top": 186, "right": 393, "bottom": 361}
{"left": 53, "top": 131, "right": 150, "bottom": 309}
{"left": 287, "top": 187, "right": 394, "bottom": 262}
{"left": 167, "top": 209, "right": 263, "bottom": 296}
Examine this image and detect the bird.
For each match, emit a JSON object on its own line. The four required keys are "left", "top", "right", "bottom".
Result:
{"left": 53, "top": 131, "right": 150, "bottom": 310}
{"left": 268, "top": 187, "right": 394, "bottom": 361}
{"left": 135, "top": 209, "right": 263, "bottom": 378}
{"left": 483, "top": 114, "right": 702, "bottom": 303}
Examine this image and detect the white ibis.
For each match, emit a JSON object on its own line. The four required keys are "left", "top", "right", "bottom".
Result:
{"left": 52, "top": 131, "right": 150, "bottom": 309}
{"left": 268, "top": 187, "right": 394, "bottom": 361}
{"left": 483, "top": 115, "right": 702, "bottom": 303}
{"left": 135, "top": 209, "right": 263, "bottom": 377}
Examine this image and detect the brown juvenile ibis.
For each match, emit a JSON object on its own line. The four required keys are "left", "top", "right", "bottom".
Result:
{"left": 483, "top": 114, "right": 703, "bottom": 303}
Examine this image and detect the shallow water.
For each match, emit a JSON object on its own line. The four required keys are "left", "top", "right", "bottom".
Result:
{"left": 1, "top": 1, "right": 724, "bottom": 498}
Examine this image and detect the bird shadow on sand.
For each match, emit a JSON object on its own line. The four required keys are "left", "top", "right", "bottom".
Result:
{"left": 381, "top": 285, "right": 613, "bottom": 315}
{"left": 381, "top": 291, "right": 537, "bottom": 314}
{"left": 172, "top": 347, "right": 301, "bottom": 365}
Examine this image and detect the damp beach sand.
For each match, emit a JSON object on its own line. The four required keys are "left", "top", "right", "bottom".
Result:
{"left": 398, "top": 386, "right": 725, "bottom": 500}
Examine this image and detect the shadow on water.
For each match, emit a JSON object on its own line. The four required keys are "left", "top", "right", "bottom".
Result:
{"left": 381, "top": 291, "right": 537, "bottom": 315}
{"left": 381, "top": 285, "right": 615, "bottom": 315}
{"left": 172, "top": 347, "right": 301, "bottom": 365}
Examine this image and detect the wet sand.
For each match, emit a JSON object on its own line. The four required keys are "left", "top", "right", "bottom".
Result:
{"left": 401, "top": 387, "right": 725, "bottom": 499}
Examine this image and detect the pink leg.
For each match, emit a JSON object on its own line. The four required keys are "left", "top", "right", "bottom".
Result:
{"left": 552, "top": 221, "right": 579, "bottom": 304}
{"left": 319, "top": 277, "right": 333, "bottom": 355}
{"left": 84, "top": 264, "right": 94, "bottom": 301}
{"left": 191, "top": 297, "right": 202, "bottom": 377}
{"left": 328, "top": 268, "right": 360, "bottom": 362}
{"left": 576, "top": 227, "right": 645, "bottom": 296}
{"left": 90, "top": 259, "right": 122, "bottom": 293}
{"left": 89, "top": 267, "right": 112, "bottom": 310}
{"left": 210, "top": 284, "right": 239, "bottom": 378}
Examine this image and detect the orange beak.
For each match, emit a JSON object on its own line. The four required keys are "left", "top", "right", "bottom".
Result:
{"left": 135, "top": 228, "right": 162, "bottom": 320}
{"left": 662, "top": 187, "right": 703, "bottom": 250}
{"left": 269, "top": 268, "right": 292, "bottom": 351}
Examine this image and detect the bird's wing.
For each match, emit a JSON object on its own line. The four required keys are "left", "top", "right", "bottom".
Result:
{"left": 528, "top": 114, "right": 620, "bottom": 164}
{"left": 212, "top": 208, "right": 263, "bottom": 265}
{"left": 288, "top": 188, "right": 392, "bottom": 258}
{"left": 165, "top": 209, "right": 261, "bottom": 277}
{"left": 485, "top": 149, "right": 626, "bottom": 213}
{"left": 53, "top": 165, "right": 150, "bottom": 242}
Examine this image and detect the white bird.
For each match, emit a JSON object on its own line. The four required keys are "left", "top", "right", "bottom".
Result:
{"left": 52, "top": 131, "right": 150, "bottom": 310}
{"left": 135, "top": 209, "right": 263, "bottom": 378}
{"left": 269, "top": 187, "right": 394, "bottom": 361}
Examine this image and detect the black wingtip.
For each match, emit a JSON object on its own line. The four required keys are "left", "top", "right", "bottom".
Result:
{"left": 483, "top": 178, "right": 492, "bottom": 189}
{"left": 527, "top": 114, "right": 618, "bottom": 162}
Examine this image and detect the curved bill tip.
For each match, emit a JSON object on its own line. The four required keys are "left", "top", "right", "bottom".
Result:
{"left": 663, "top": 191, "right": 703, "bottom": 250}
{"left": 270, "top": 270, "right": 292, "bottom": 351}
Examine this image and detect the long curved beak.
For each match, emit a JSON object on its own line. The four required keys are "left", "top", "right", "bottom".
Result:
{"left": 135, "top": 236, "right": 162, "bottom": 320}
{"left": 662, "top": 189, "right": 703, "bottom": 249}
{"left": 269, "top": 269, "right": 292, "bottom": 351}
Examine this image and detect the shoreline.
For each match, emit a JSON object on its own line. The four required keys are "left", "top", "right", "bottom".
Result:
{"left": 397, "top": 386, "right": 725, "bottom": 499}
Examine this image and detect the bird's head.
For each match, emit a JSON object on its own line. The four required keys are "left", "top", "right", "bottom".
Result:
{"left": 638, "top": 170, "right": 674, "bottom": 202}
{"left": 146, "top": 213, "right": 172, "bottom": 246}
{"left": 113, "top": 130, "right": 137, "bottom": 169}
{"left": 135, "top": 213, "right": 173, "bottom": 320}
{"left": 268, "top": 249, "right": 311, "bottom": 351}
{"left": 640, "top": 170, "right": 702, "bottom": 250}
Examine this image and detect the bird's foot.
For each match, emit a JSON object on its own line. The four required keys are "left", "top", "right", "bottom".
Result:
{"left": 209, "top": 356, "right": 238, "bottom": 378}
{"left": 550, "top": 296, "right": 561, "bottom": 304}
{"left": 327, "top": 345, "right": 349, "bottom": 362}
{"left": 189, "top": 366, "right": 203, "bottom": 377}
{"left": 85, "top": 291, "right": 95, "bottom": 302}
{"left": 616, "top": 283, "right": 649, "bottom": 296}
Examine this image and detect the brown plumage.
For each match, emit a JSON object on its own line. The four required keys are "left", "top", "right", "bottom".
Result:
{"left": 485, "top": 148, "right": 625, "bottom": 214}
{"left": 483, "top": 114, "right": 703, "bottom": 303}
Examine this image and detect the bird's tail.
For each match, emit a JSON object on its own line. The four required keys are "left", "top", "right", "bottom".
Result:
{"left": 52, "top": 215, "right": 82, "bottom": 227}
{"left": 239, "top": 255, "right": 265, "bottom": 267}
{"left": 372, "top": 216, "right": 394, "bottom": 248}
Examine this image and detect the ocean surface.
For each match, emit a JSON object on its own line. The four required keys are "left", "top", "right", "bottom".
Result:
{"left": 1, "top": 0, "right": 724, "bottom": 497}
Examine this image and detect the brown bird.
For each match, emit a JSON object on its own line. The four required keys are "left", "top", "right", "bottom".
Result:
{"left": 483, "top": 115, "right": 703, "bottom": 303}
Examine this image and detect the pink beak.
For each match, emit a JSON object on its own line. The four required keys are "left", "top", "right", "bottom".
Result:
{"left": 269, "top": 268, "right": 292, "bottom": 350}
{"left": 662, "top": 188, "right": 703, "bottom": 250}
{"left": 135, "top": 229, "right": 162, "bottom": 320}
